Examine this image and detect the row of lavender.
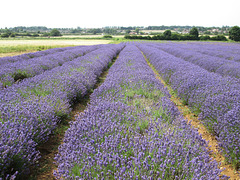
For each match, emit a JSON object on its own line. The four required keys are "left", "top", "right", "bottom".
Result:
{"left": 0, "top": 47, "right": 67, "bottom": 66}
{"left": 137, "top": 42, "right": 240, "bottom": 170}
{"left": 0, "top": 45, "right": 100, "bottom": 89}
{"left": 0, "top": 43, "right": 124, "bottom": 179}
{"left": 54, "top": 45, "right": 224, "bottom": 179}
{"left": 177, "top": 42, "right": 240, "bottom": 62}
{"left": 149, "top": 42, "right": 240, "bottom": 79}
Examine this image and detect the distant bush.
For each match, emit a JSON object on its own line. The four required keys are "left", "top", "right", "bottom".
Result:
{"left": 9, "top": 33, "right": 16, "bottom": 38}
{"left": 124, "top": 35, "right": 151, "bottom": 40}
{"left": 25, "top": 32, "right": 32, "bottom": 37}
{"left": 42, "top": 32, "right": 50, "bottom": 37}
{"left": 124, "top": 35, "right": 131, "bottom": 39}
{"left": 171, "top": 33, "right": 181, "bottom": 40}
{"left": 179, "top": 34, "right": 199, "bottom": 40}
{"left": 50, "top": 29, "right": 62, "bottom": 36}
{"left": 1, "top": 33, "right": 10, "bottom": 38}
{"left": 229, "top": 26, "right": 240, "bottom": 41}
{"left": 0, "top": 29, "right": 12, "bottom": 38}
{"left": 124, "top": 32, "right": 227, "bottom": 41}
{"left": 210, "top": 35, "right": 228, "bottom": 41}
{"left": 163, "top": 30, "right": 172, "bottom": 40}
{"left": 103, "top": 35, "right": 112, "bottom": 38}
{"left": 204, "top": 31, "right": 211, "bottom": 35}
{"left": 200, "top": 35, "right": 211, "bottom": 40}
{"left": 189, "top": 27, "right": 199, "bottom": 39}
{"left": 32, "top": 33, "right": 39, "bottom": 37}
{"left": 152, "top": 34, "right": 164, "bottom": 40}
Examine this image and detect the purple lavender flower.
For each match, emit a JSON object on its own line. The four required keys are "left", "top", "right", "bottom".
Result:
{"left": 137, "top": 42, "right": 240, "bottom": 171}
{"left": 0, "top": 45, "right": 99, "bottom": 89}
{"left": 54, "top": 44, "right": 224, "bottom": 179}
{"left": 0, "top": 43, "right": 124, "bottom": 178}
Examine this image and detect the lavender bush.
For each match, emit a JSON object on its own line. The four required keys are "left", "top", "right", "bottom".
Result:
{"left": 0, "top": 45, "right": 100, "bottom": 89}
{"left": 138, "top": 42, "right": 240, "bottom": 171}
{"left": 177, "top": 42, "right": 240, "bottom": 62}
{"left": 149, "top": 42, "right": 240, "bottom": 79}
{"left": 0, "top": 43, "right": 124, "bottom": 179}
{"left": 54, "top": 44, "right": 224, "bottom": 179}
{"left": 0, "top": 47, "right": 66, "bottom": 66}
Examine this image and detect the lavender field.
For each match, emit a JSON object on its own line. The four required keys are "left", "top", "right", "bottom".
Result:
{"left": 0, "top": 41, "right": 240, "bottom": 179}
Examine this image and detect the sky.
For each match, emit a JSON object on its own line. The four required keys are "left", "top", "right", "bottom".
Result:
{"left": 1, "top": 0, "right": 240, "bottom": 29}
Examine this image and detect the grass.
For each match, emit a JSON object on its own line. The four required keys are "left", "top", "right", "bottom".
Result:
{"left": 0, "top": 45, "right": 73, "bottom": 54}
{"left": 0, "top": 37, "right": 135, "bottom": 58}
{"left": 0, "top": 38, "right": 114, "bottom": 57}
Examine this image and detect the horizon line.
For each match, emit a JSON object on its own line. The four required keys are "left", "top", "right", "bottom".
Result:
{"left": 0, "top": 25, "right": 237, "bottom": 29}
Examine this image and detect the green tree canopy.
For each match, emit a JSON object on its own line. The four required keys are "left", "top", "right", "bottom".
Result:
{"left": 229, "top": 26, "right": 240, "bottom": 41}
{"left": 125, "top": 30, "right": 131, "bottom": 34}
{"left": 50, "top": 29, "right": 62, "bottom": 36}
{"left": 189, "top": 27, "right": 199, "bottom": 38}
{"left": 163, "top": 30, "right": 172, "bottom": 39}
{"left": 0, "top": 29, "right": 13, "bottom": 38}
{"left": 135, "top": 28, "right": 140, "bottom": 34}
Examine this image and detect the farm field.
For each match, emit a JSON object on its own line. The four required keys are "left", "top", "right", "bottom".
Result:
{"left": 0, "top": 41, "right": 240, "bottom": 179}
{"left": 62, "top": 34, "right": 125, "bottom": 38}
{"left": 0, "top": 39, "right": 111, "bottom": 57}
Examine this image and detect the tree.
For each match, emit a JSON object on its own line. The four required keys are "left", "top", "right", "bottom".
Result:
{"left": 163, "top": 30, "right": 172, "bottom": 40}
{"left": 171, "top": 33, "right": 180, "bottom": 40}
{"left": 103, "top": 28, "right": 117, "bottom": 35}
{"left": 50, "top": 29, "right": 62, "bottom": 36}
{"left": 125, "top": 30, "right": 131, "bottom": 34}
{"left": 135, "top": 28, "right": 140, "bottom": 35}
{"left": 189, "top": 27, "right": 199, "bottom": 39}
{"left": 9, "top": 33, "right": 16, "bottom": 37}
{"left": 229, "top": 26, "right": 240, "bottom": 41}
{"left": 103, "top": 35, "right": 112, "bottom": 39}
{"left": 1, "top": 33, "right": 10, "bottom": 38}
{"left": 0, "top": 29, "right": 12, "bottom": 38}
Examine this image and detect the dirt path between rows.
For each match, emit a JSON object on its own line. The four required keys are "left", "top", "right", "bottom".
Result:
{"left": 25, "top": 55, "right": 119, "bottom": 180}
{"left": 143, "top": 53, "right": 240, "bottom": 180}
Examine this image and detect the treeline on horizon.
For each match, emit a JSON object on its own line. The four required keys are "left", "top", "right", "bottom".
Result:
{"left": 0, "top": 25, "right": 231, "bottom": 30}
{"left": 0, "top": 25, "right": 232, "bottom": 35}
{"left": 0, "top": 25, "right": 239, "bottom": 41}
{"left": 125, "top": 27, "right": 240, "bottom": 42}
{"left": 124, "top": 34, "right": 228, "bottom": 41}
{"left": 124, "top": 30, "right": 228, "bottom": 41}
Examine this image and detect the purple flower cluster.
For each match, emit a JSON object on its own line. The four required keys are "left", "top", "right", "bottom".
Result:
{"left": 149, "top": 42, "right": 240, "bottom": 79}
{"left": 54, "top": 44, "right": 224, "bottom": 179}
{"left": 0, "top": 47, "right": 66, "bottom": 66}
{"left": 0, "top": 43, "right": 124, "bottom": 179}
{"left": 177, "top": 42, "right": 240, "bottom": 62}
{"left": 137, "top": 42, "right": 240, "bottom": 170}
{"left": 0, "top": 45, "right": 100, "bottom": 89}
